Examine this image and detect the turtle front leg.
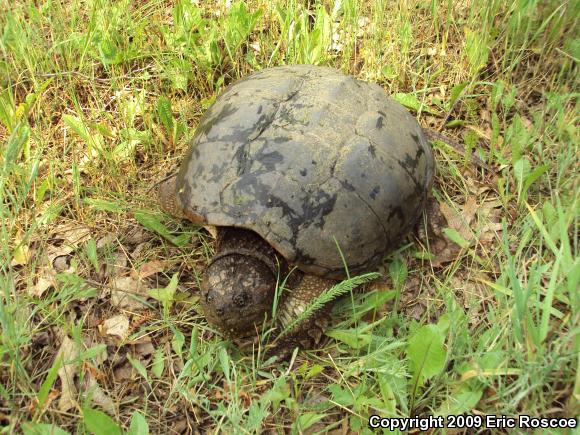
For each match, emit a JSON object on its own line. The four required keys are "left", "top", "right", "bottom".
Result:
{"left": 270, "top": 274, "right": 337, "bottom": 355}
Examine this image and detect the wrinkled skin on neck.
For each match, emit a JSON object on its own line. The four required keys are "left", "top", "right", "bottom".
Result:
{"left": 200, "top": 229, "right": 286, "bottom": 336}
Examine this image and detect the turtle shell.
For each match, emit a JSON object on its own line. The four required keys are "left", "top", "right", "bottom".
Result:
{"left": 176, "top": 65, "right": 434, "bottom": 279}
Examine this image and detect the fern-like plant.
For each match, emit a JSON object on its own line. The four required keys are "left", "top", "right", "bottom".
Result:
{"left": 275, "top": 272, "right": 381, "bottom": 340}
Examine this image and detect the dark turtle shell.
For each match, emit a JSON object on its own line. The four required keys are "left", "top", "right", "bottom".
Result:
{"left": 176, "top": 65, "right": 434, "bottom": 279}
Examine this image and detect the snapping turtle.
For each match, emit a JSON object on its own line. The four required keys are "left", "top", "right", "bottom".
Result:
{"left": 158, "top": 65, "right": 434, "bottom": 349}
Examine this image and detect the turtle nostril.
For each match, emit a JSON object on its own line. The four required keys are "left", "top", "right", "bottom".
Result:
{"left": 215, "top": 306, "right": 225, "bottom": 316}
{"left": 233, "top": 292, "right": 248, "bottom": 307}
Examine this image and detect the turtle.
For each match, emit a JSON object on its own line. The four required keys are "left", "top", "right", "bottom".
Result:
{"left": 157, "top": 65, "right": 435, "bottom": 351}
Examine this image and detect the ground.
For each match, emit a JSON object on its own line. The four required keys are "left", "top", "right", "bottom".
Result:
{"left": 0, "top": 0, "right": 578, "bottom": 434}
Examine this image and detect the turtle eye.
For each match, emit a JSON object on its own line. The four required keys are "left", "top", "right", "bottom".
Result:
{"left": 206, "top": 294, "right": 214, "bottom": 303}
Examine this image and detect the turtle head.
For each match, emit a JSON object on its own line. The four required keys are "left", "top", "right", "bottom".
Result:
{"left": 201, "top": 253, "right": 277, "bottom": 336}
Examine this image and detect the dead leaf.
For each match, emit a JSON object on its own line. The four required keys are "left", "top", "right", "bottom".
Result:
{"left": 11, "top": 243, "right": 32, "bottom": 266}
{"left": 434, "top": 245, "right": 462, "bottom": 266}
{"left": 437, "top": 198, "right": 481, "bottom": 262}
{"left": 331, "top": 25, "right": 344, "bottom": 52}
{"left": 53, "top": 255, "right": 72, "bottom": 272}
{"left": 84, "top": 375, "right": 115, "bottom": 415}
{"left": 45, "top": 245, "right": 73, "bottom": 265}
{"left": 250, "top": 41, "right": 260, "bottom": 54}
{"left": 29, "top": 269, "right": 56, "bottom": 297}
{"left": 521, "top": 115, "right": 533, "bottom": 130}
{"left": 407, "top": 301, "right": 427, "bottom": 320}
{"left": 427, "top": 46, "right": 438, "bottom": 56}
{"left": 28, "top": 390, "right": 59, "bottom": 415}
{"left": 39, "top": 223, "right": 93, "bottom": 273}
{"left": 83, "top": 362, "right": 106, "bottom": 381}
{"left": 475, "top": 185, "right": 493, "bottom": 195}
{"left": 135, "top": 340, "right": 155, "bottom": 357}
{"left": 238, "top": 390, "right": 252, "bottom": 408}
{"left": 461, "top": 197, "right": 478, "bottom": 227}
{"left": 170, "top": 419, "right": 189, "bottom": 434}
{"left": 477, "top": 199, "right": 503, "bottom": 244}
{"left": 52, "top": 222, "right": 92, "bottom": 247}
{"left": 56, "top": 336, "right": 80, "bottom": 412}
{"left": 356, "top": 16, "right": 370, "bottom": 37}
{"left": 131, "top": 242, "right": 150, "bottom": 259}
{"left": 110, "top": 276, "right": 148, "bottom": 311}
{"left": 127, "top": 309, "right": 153, "bottom": 328}
{"left": 440, "top": 198, "right": 477, "bottom": 242}
{"left": 132, "top": 260, "right": 165, "bottom": 280}
{"left": 103, "top": 251, "right": 128, "bottom": 278}
{"left": 113, "top": 362, "right": 135, "bottom": 382}
{"left": 479, "top": 222, "right": 502, "bottom": 244}
{"left": 96, "top": 234, "right": 117, "bottom": 249}
{"left": 480, "top": 109, "right": 491, "bottom": 123}
{"left": 419, "top": 199, "right": 462, "bottom": 266}
{"left": 124, "top": 227, "right": 150, "bottom": 245}
{"left": 102, "top": 314, "right": 130, "bottom": 340}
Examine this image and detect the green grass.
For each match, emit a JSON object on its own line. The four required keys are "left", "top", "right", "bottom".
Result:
{"left": 1, "top": 0, "right": 578, "bottom": 433}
